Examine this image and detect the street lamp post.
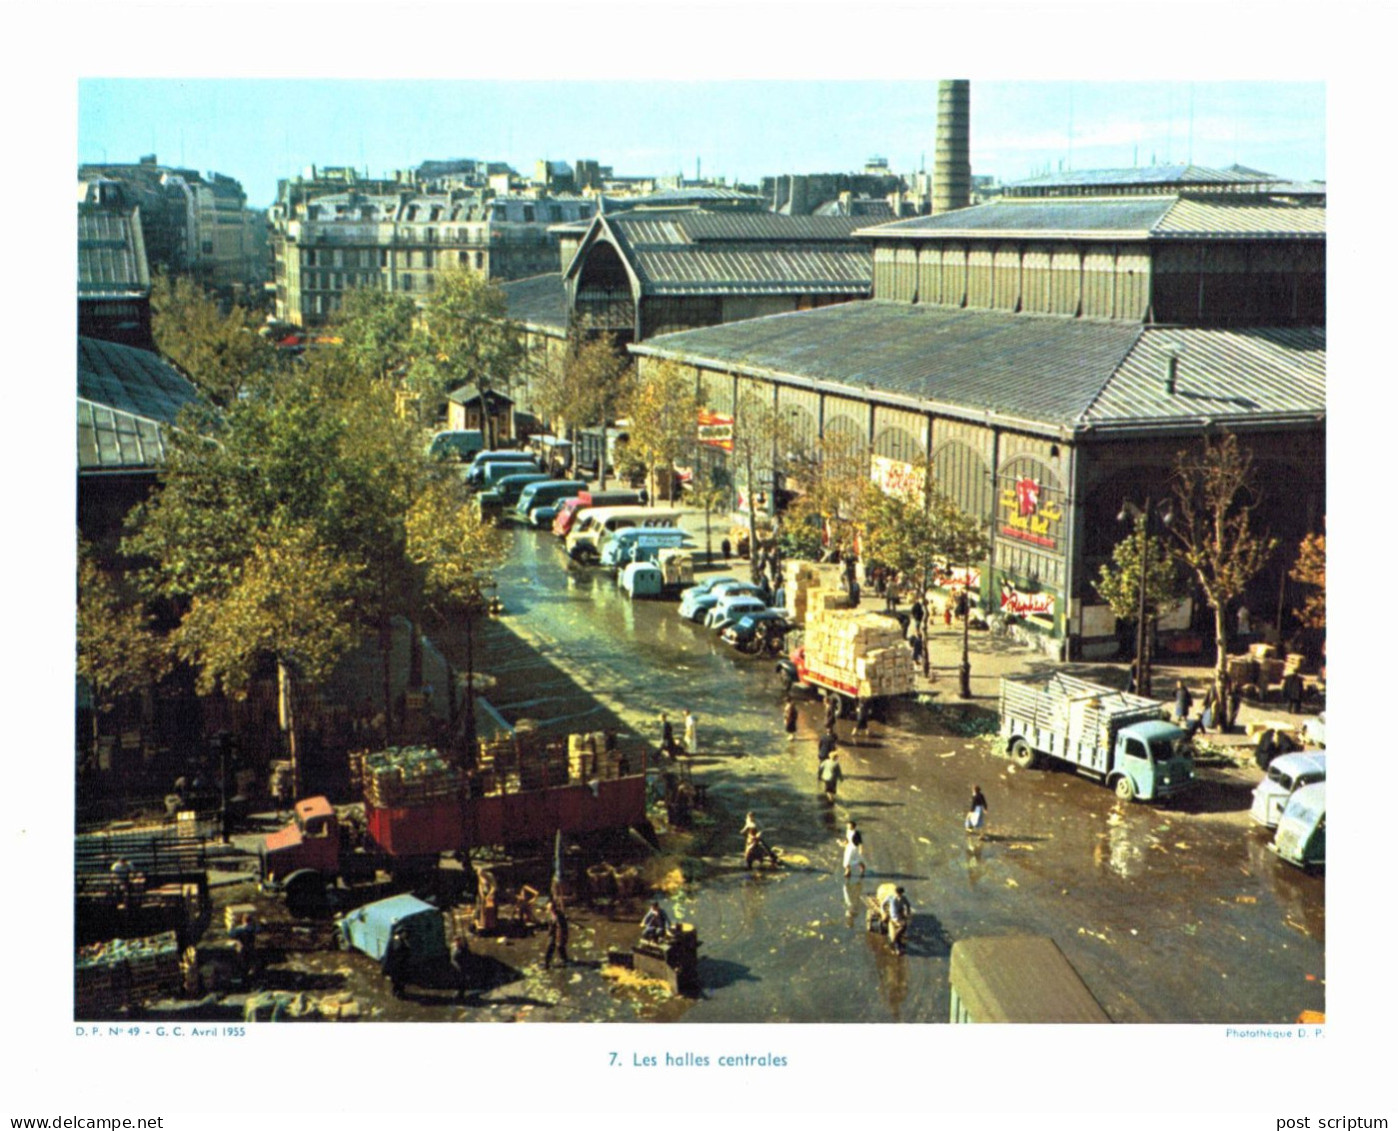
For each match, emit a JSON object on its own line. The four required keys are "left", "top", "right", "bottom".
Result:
{"left": 958, "top": 574, "right": 973, "bottom": 697}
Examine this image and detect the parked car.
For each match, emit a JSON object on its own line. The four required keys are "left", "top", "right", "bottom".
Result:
{"left": 706, "top": 596, "right": 771, "bottom": 633}
{"left": 1251, "top": 752, "right": 1327, "bottom": 829}
{"left": 721, "top": 611, "right": 792, "bottom": 654}
{"left": 679, "top": 580, "right": 763, "bottom": 624}
{"left": 1271, "top": 781, "right": 1325, "bottom": 869}
{"left": 426, "top": 429, "right": 484, "bottom": 462}
{"left": 678, "top": 575, "right": 741, "bottom": 602}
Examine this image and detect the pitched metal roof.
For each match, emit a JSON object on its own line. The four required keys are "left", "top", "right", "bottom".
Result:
{"left": 500, "top": 272, "right": 568, "bottom": 333}
{"left": 1086, "top": 326, "right": 1325, "bottom": 426}
{"left": 631, "top": 301, "right": 1324, "bottom": 436}
{"left": 632, "top": 247, "right": 872, "bottom": 296}
{"left": 1007, "top": 165, "right": 1279, "bottom": 190}
{"left": 584, "top": 208, "right": 872, "bottom": 297}
{"left": 77, "top": 204, "right": 150, "bottom": 298}
{"left": 858, "top": 195, "right": 1324, "bottom": 240}
{"left": 78, "top": 337, "right": 201, "bottom": 472}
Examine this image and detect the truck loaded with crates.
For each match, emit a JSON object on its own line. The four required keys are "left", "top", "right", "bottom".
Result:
{"left": 776, "top": 582, "right": 916, "bottom": 706}
{"left": 998, "top": 673, "right": 1196, "bottom": 802}
{"left": 260, "top": 737, "right": 649, "bottom": 913}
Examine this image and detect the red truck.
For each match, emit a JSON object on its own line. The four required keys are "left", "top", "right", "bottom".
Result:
{"left": 261, "top": 746, "right": 649, "bottom": 913}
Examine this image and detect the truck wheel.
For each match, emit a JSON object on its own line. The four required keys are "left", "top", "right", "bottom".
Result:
{"left": 284, "top": 872, "right": 327, "bottom": 917}
{"left": 1009, "top": 738, "right": 1038, "bottom": 770}
{"left": 1113, "top": 776, "right": 1137, "bottom": 802}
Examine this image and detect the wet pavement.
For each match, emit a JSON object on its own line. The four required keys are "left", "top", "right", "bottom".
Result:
{"left": 413, "top": 523, "right": 1326, "bottom": 1024}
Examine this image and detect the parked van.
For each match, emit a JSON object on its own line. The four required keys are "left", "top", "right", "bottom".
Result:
{"left": 333, "top": 893, "right": 447, "bottom": 967}
{"left": 1251, "top": 751, "right": 1327, "bottom": 829}
{"left": 426, "top": 429, "right": 485, "bottom": 462}
{"left": 598, "top": 527, "right": 693, "bottom": 569}
{"left": 1271, "top": 781, "right": 1325, "bottom": 869}
{"left": 477, "top": 472, "right": 552, "bottom": 518}
{"left": 620, "top": 561, "right": 665, "bottom": 599}
{"left": 515, "top": 480, "right": 587, "bottom": 526}
{"left": 465, "top": 451, "right": 537, "bottom": 487}
{"left": 948, "top": 936, "right": 1110, "bottom": 1023}
{"left": 565, "top": 507, "right": 681, "bottom": 562}
{"left": 552, "top": 490, "right": 645, "bottom": 538}
{"left": 475, "top": 460, "right": 545, "bottom": 492}
{"left": 529, "top": 434, "right": 575, "bottom": 473}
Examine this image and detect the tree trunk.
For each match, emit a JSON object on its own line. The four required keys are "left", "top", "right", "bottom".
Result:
{"left": 1214, "top": 600, "right": 1230, "bottom": 728}
{"left": 277, "top": 658, "right": 300, "bottom": 799}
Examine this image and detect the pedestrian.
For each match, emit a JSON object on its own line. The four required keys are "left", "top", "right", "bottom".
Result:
{"left": 849, "top": 577, "right": 861, "bottom": 605}
{"left": 1237, "top": 603, "right": 1252, "bottom": 637}
{"left": 1127, "top": 657, "right": 1140, "bottom": 694}
{"left": 543, "top": 897, "right": 570, "bottom": 969}
{"left": 817, "top": 726, "right": 838, "bottom": 767}
{"left": 1173, "top": 680, "right": 1193, "bottom": 725}
{"left": 842, "top": 819, "right": 866, "bottom": 878}
{"left": 1282, "top": 670, "right": 1304, "bottom": 714}
{"left": 910, "top": 597, "right": 926, "bottom": 636}
{"left": 909, "top": 632, "right": 924, "bottom": 666}
{"left": 659, "top": 712, "right": 676, "bottom": 758}
{"left": 819, "top": 750, "right": 844, "bottom": 804}
{"left": 382, "top": 927, "right": 411, "bottom": 999}
{"left": 824, "top": 692, "right": 839, "bottom": 732}
{"left": 683, "top": 709, "right": 697, "bottom": 755}
{"left": 854, "top": 697, "right": 871, "bottom": 743}
{"left": 965, "top": 784, "right": 988, "bottom": 837}
{"left": 955, "top": 591, "right": 969, "bottom": 620}
{"left": 783, "top": 696, "right": 798, "bottom": 742}
{"left": 1199, "top": 683, "right": 1217, "bottom": 734}
{"left": 229, "top": 912, "right": 258, "bottom": 977}
{"left": 640, "top": 900, "right": 670, "bottom": 942}
{"left": 450, "top": 933, "right": 473, "bottom": 1000}
{"left": 721, "top": 537, "right": 732, "bottom": 562}
{"left": 944, "top": 602, "right": 953, "bottom": 627}
{"left": 881, "top": 886, "right": 912, "bottom": 955}
{"left": 110, "top": 857, "right": 134, "bottom": 906}
{"left": 1222, "top": 672, "right": 1241, "bottom": 731}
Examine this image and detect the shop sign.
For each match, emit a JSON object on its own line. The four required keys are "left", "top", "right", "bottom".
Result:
{"left": 871, "top": 455, "right": 922, "bottom": 503}
{"left": 930, "top": 563, "right": 981, "bottom": 591}
{"left": 999, "top": 476, "right": 1063, "bottom": 550}
{"left": 697, "top": 409, "right": 733, "bottom": 452}
{"left": 998, "top": 577, "right": 1056, "bottom": 620}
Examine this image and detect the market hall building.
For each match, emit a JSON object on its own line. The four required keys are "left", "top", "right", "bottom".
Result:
{"left": 630, "top": 168, "right": 1326, "bottom": 660}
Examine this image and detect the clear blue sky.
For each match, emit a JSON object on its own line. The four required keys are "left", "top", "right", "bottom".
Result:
{"left": 78, "top": 79, "right": 1324, "bottom": 209}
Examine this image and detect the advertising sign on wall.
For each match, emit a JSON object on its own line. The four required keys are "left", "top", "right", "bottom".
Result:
{"left": 697, "top": 408, "right": 734, "bottom": 451}
{"left": 998, "top": 475, "right": 1064, "bottom": 551}
{"left": 870, "top": 454, "right": 922, "bottom": 503}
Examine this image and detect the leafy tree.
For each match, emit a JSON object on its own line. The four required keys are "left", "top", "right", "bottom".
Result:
{"left": 1094, "top": 512, "right": 1191, "bottom": 635}
{"left": 175, "top": 520, "right": 362, "bottom": 792}
{"left": 785, "top": 431, "right": 872, "bottom": 553}
{"left": 726, "top": 392, "right": 801, "bottom": 573}
{"left": 77, "top": 539, "right": 174, "bottom": 749}
{"left": 533, "top": 323, "right": 634, "bottom": 483}
{"left": 627, "top": 361, "right": 701, "bottom": 503}
{"left": 150, "top": 270, "right": 281, "bottom": 408}
{"left": 1169, "top": 432, "right": 1278, "bottom": 717}
{"left": 333, "top": 288, "right": 419, "bottom": 384}
{"left": 1290, "top": 530, "right": 1326, "bottom": 631}
{"left": 408, "top": 269, "right": 524, "bottom": 445}
{"left": 405, "top": 474, "right": 509, "bottom": 752}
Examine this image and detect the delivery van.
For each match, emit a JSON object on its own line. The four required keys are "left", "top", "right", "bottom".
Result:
{"left": 565, "top": 507, "right": 681, "bottom": 562}
{"left": 1271, "top": 781, "right": 1325, "bottom": 869}
{"left": 1250, "top": 751, "right": 1327, "bottom": 829}
{"left": 515, "top": 480, "right": 587, "bottom": 526}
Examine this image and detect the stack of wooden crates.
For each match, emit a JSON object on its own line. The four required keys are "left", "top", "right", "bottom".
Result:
{"left": 802, "top": 597, "right": 915, "bottom": 699}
